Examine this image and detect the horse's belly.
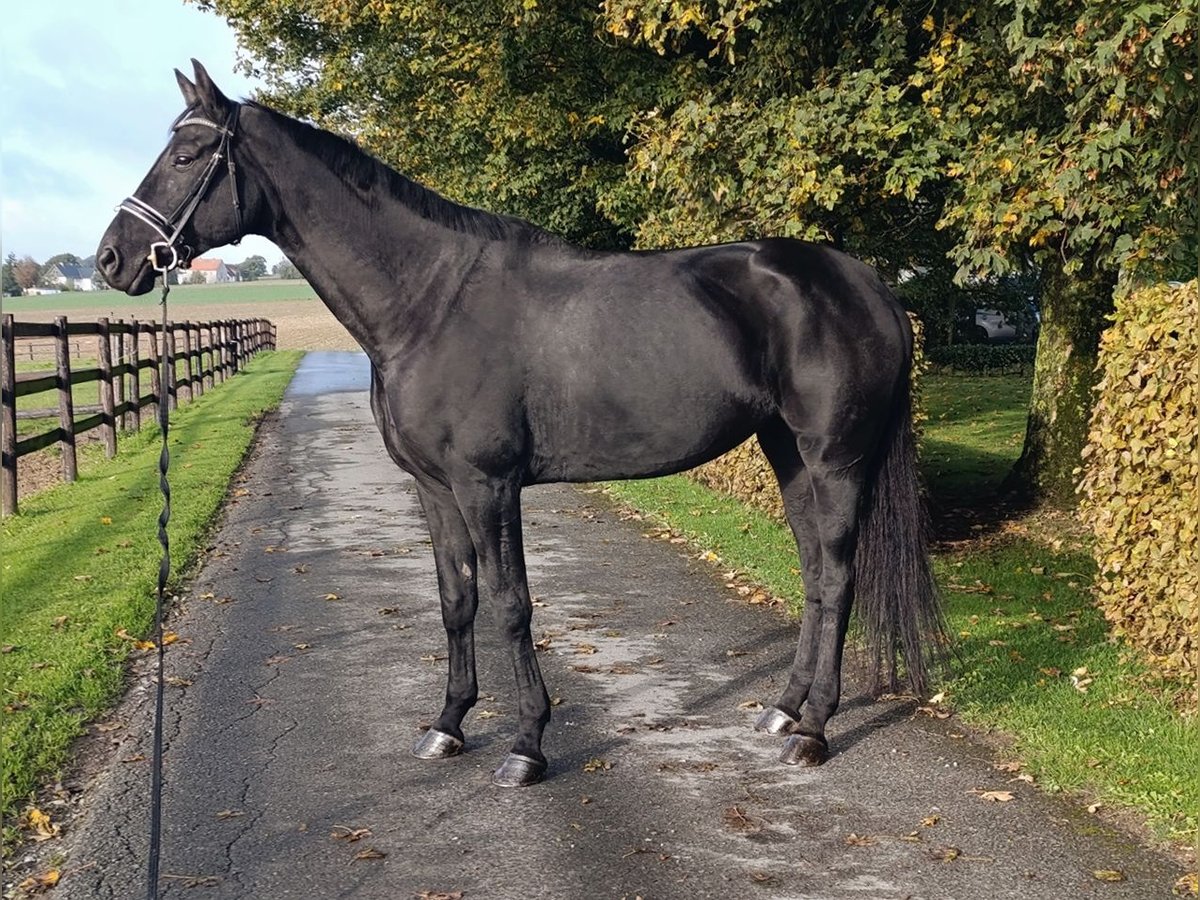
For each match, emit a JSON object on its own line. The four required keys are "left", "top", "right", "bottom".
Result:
{"left": 527, "top": 391, "right": 764, "bottom": 483}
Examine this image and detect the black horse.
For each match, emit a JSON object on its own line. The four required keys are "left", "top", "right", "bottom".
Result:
{"left": 98, "top": 61, "right": 943, "bottom": 788}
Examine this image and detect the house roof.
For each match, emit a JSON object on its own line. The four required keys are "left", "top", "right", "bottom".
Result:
{"left": 55, "top": 263, "right": 93, "bottom": 279}
{"left": 191, "top": 258, "right": 224, "bottom": 271}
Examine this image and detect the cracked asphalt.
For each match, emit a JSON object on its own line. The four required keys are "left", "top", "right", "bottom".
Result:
{"left": 50, "top": 351, "right": 1183, "bottom": 899}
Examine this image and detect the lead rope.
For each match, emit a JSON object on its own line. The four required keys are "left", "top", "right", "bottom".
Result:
{"left": 147, "top": 264, "right": 172, "bottom": 900}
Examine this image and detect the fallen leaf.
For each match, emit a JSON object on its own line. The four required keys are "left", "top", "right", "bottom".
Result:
{"left": 574, "top": 643, "right": 598, "bottom": 655}
{"left": 52, "top": 616, "right": 70, "bottom": 628}
{"left": 844, "top": 833, "right": 875, "bottom": 846}
{"left": 1173, "top": 873, "right": 1199, "bottom": 896}
{"left": 414, "top": 892, "right": 463, "bottom": 900}
{"left": 16, "top": 869, "right": 60, "bottom": 893}
{"left": 100, "top": 516, "right": 113, "bottom": 525}
{"left": 122, "top": 753, "right": 147, "bottom": 763}
{"left": 994, "top": 761, "right": 1023, "bottom": 773}
{"left": 216, "top": 810, "right": 246, "bottom": 820}
{"left": 736, "top": 699, "right": 763, "bottom": 711}
{"left": 930, "top": 846, "right": 961, "bottom": 862}
{"left": 293, "top": 643, "right": 312, "bottom": 651}
{"left": 352, "top": 847, "right": 386, "bottom": 861}
{"left": 331, "top": 825, "right": 372, "bottom": 842}
{"left": 26, "top": 807, "right": 59, "bottom": 841}
{"left": 921, "top": 814, "right": 941, "bottom": 827}
{"left": 583, "top": 757, "right": 612, "bottom": 773}
{"left": 975, "top": 790, "right": 1015, "bottom": 803}
{"left": 324, "top": 593, "right": 341, "bottom": 602}
{"left": 1093, "top": 870, "right": 1126, "bottom": 883}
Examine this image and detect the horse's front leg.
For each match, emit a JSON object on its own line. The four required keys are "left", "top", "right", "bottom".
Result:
{"left": 454, "top": 473, "right": 551, "bottom": 787}
{"left": 411, "top": 481, "right": 480, "bottom": 760}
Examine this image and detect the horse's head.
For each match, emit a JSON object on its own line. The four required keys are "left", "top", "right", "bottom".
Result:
{"left": 97, "top": 60, "right": 254, "bottom": 295}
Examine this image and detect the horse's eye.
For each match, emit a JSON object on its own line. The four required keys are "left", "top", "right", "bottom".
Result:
{"left": 173, "top": 154, "right": 195, "bottom": 169}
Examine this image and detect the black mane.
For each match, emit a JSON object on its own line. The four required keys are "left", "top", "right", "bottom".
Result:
{"left": 247, "top": 101, "right": 559, "bottom": 245}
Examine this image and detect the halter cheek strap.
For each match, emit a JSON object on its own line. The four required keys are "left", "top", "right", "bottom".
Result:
{"left": 117, "top": 104, "right": 242, "bottom": 273}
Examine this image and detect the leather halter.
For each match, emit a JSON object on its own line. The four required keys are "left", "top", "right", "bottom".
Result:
{"left": 118, "top": 104, "right": 242, "bottom": 272}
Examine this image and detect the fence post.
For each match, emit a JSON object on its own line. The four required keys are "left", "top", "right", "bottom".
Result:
{"left": 181, "top": 322, "right": 194, "bottom": 404}
{"left": 230, "top": 320, "right": 240, "bottom": 374}
{"left": 192, "top": 323, "right": 204, "bottom": 397}
{"left": 147, "top": 321, "right": 162, "bottom": 426}
{"left": 129, "top": 320, "right": 142, "bottom": 432}
{"left": 203, "top": 323, "right": 214, "bottom": 390}
{"left": 2, "top": 314, "right": 17, "bottom": 516}
{"left": 115, "top": 319, "right": 127, "bottom": 430}
{"left": 97, "top": 317, "right": 117, "bottom": 458}
{"left": 55, "top": 316, "right": 78, "bottom": 483}
{"left": 166, "top": 321, "right": 178, "bottom": 411}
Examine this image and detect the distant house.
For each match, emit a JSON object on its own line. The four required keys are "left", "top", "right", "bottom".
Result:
{"left": 224, "top": 263, "right": 242, "bottom": 282}
{"left": 47, "top": 262, "right": 96, "bottom": 291}
{"left": 189, "top": 258, "right": 234, "bottom": 284}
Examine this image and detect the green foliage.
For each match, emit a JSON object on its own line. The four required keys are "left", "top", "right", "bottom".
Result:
{"left": 0, "top": 352, "right": 301, "bottom": 825}
{"left": 927, "top": 344, "right": 1036, "bottom": 374}
{"left": 272, "top": 258, "right": 301, "bottom": 279}
{"left": 3, "top": 253, "right": 21, "bottom": 296}
{"left": 1078, "top": 281, "right": 1198, "bottom": 681}
{"left": 238, "top": 254, "right": 268, "bottom": 280}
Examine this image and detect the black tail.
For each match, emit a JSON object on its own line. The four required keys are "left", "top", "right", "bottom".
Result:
{"left": 854, "top": 384, "right": 947, "bottom": 697}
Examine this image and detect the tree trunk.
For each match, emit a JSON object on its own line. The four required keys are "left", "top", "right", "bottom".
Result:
{"left": 1005, "top": 257, "right": 1117, "bottom": 506}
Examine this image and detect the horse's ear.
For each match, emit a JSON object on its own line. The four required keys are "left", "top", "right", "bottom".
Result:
{"left": 190, "top": 59, "right": 232, "bottom": 117}
{"left": 175, "top": 68, "right": 199, "bottom": 108}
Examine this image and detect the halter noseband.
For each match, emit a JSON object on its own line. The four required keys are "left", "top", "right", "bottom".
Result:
{"left": 118, "top": 104, "right": 243, "bottom": 273}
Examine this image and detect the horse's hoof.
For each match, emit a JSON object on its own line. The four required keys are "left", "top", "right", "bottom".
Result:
{"left": 492, "top": 753, "right": 547, "bottom": 788}
{"left": 412, "top": 729, "right": 464, "bottom": 760}
{"left": 779, "top": 734, "right": 829, "bottom": 767}
{"left": 754, "top": 706, "right": 800, "bottom": 736}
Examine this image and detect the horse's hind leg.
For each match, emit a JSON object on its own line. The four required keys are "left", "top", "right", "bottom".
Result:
{"left": 411, "top": 481, "right": 480, "bottom": 760}
{"left": 778, "top": 441, "right": 868, "bottom": 767}
{"left": 453, "top": 473, "right": 551, "bottom": 788}
{"left": 753, "top": 418, "right": 825, "bottom": 740}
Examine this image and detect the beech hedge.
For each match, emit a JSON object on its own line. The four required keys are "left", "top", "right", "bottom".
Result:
{"left": 1077, "top": 280, "right": 1197, "bottom": 682}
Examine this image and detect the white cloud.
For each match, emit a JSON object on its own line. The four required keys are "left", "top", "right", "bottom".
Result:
{"left": 0, "top": 0, "right": 280, "bottom": 266}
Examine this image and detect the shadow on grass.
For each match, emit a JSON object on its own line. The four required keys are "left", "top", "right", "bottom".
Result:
{"left": 919, "top": 435, "right": 1035, "bottom": 543}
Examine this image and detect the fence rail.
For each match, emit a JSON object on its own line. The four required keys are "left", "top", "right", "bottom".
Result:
{"left": 1, "top": 314, "right": 277, "bottom": 515}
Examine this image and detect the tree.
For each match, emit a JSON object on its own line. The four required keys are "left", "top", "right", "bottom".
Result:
{"left": 2, "top": 253, "right": 22, "bottom": 296}
{"left": 273, "top": 258, "right": 301, "bottom": 280}
{"left": 203, "top": 0, "right": 1195, "bottom": 505}
{"left": 238, "top": 254, "right": 268, "bottom": 281}
{"left": 42, "top": 252, "right": 82, "bottom": 270}
{"left": 12, "top": 256, "right": 41, "bottom": 291}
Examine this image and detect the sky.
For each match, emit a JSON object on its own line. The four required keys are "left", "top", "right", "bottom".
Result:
{"left": 1, "top": 0, "right": 282, "bottom": 268}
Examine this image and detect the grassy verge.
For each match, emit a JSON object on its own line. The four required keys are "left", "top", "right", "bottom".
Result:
{"left": 603, "top": 372, "right": 1197, "bottom": 843}
{"left": 0, "top": 350, "right": 302, "bottom": 834}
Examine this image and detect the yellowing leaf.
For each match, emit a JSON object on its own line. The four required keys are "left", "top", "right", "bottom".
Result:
{"left": 1093, "top": 870, "right": 1126, "bottom": 883}
{"left": 977, "top": 790, "right": 1015, "bottom": 803}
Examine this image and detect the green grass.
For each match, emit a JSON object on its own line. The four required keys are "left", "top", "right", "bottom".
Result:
{"left": 919, "top": 374, "right": 1031, "bottom": 505}
{"left": 0, "top": 350, "right": 302, "bottom": 834}
{"left": 3, "top": 279, "right": 316, "bottom": 313}
{"left": 603, "top": 372, "right": 1198, "bottom": 843}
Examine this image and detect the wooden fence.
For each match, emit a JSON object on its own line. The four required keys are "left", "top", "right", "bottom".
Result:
{"left": 1, "top": 315, "right": 276, "bottom": 515}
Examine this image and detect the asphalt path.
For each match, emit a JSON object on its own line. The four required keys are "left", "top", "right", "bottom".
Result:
{"left": 49, "top": 351, "right": 1182, "bottom": 899}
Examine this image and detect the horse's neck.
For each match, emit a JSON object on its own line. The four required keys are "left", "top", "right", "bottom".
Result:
{"left": 249, "top": 113, "right": 485, "bottom": 361}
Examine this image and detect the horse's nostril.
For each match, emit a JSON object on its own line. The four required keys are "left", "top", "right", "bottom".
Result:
{"left": 98, "top": 246, "right": 120, "bottom": 274}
